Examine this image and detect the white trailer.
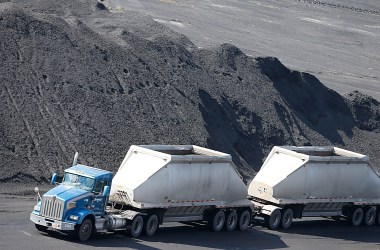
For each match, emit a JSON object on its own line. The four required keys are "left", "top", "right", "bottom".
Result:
{"left": 248, "top": 146, "right": 380, "bottom": 229}
{"left": 109, "top": 145, "right": 253, "bottom": 237}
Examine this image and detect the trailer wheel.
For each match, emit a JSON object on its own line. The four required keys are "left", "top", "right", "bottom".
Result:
{"left": 128, "top": 215, "right": 144, "bottom": 238}
{"left": 209, "top": 210, "right": 225, "bottom": 232}
{"left": 281, "top": 208, "right": 293, "bottom": 229}
{"left": 77, "top": 218, "right": 93, "bottom": 241}
{"left": 144, "top": 214, "right": 159, "bottom": 237}
{"left": 264, "top": 209, "right": 281, "bottom": 230}
{"left": 363, "top": 207, "right": 376, "bottom": 226}
{"left": 224, "top": 210, "right": 238, "bottom": 231}
{"left": 238, "top": 210, "right": 251, "bottom": 231}
{"left": 350, "top": 207, "right": 364, "bottom": 227}
{"left": 35, "top": 224, "right": 48, "bottom": 232}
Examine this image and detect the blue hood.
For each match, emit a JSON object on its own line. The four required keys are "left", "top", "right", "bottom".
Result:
{"left": 44, "top": 185, "right": 90, "bottom": 201}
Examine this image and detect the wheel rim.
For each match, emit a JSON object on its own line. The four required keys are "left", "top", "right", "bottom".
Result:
{"left": 239, "top": 211, "right": 251, "bottom": 230}
{"left": 132, "top": 216, "right": 143, "bottom": 236}
{"left": 365, "top": 208, "right": 375, "bottom": 225}
{"left": 216, "top": 214, "right": 224, "bottom": 228}
{"left": 228, "top": 214, "right": 237, "bottom": 227}
{"left": 148, "top": 220, "right": 154, "bottom": 231}
{"left": 146, "top": 215, "right": 158, "bottom": 236}
{"left": 367, "top": 212, "right": 374, "bottom": 223}
{"left": 284, "top": 213, "right": 290, "bottom": 224}
{"left": 213, "top": 211, "right": 225, "bottom": 231}
{"left": 241, "top": 213, "right": 249, "bottom": 227}
{"left": 271, "top": 211, "right": 280, "bottom": 228}
{"left": 281, "top": 209, "right": 293, "bottom": 229}
{"left": 352, "top": 208, "right": 363, "bottom": 226}
{"left": 354, "top": 212, "right": 362, "bottom": 222}
{"left": 226, "top": 212, "right": 237, "bottom": 231}
{"left": 79, "top": 220, "right": 92, "bottom": 241}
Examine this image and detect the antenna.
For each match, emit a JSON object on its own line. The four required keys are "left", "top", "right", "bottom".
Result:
{"left": 72, "top": 152, "right": 79, "bottom": 166}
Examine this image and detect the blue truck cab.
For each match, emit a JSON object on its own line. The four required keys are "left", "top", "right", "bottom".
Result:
{"left": 30, "top": 164, "right": 113, "bottom": 241}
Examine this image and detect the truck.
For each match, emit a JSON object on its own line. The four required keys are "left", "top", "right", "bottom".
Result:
{"left": 30, "top": 145, "right": 254, "bottom": 241}
{"left": 248, "top": 146, "right": 380, "bottom": 230}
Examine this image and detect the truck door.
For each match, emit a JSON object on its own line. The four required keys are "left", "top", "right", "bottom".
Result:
{"left": 92, "top": 179, "right": 108, "bottom": 216}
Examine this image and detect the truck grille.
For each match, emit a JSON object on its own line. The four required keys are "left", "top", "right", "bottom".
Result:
{"left": 40, "top": 196, "right": 64, "bottom": 220}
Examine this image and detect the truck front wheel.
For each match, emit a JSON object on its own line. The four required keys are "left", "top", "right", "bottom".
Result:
{"left": 128, "top": 215, "right": 144, "bottom": 238}
{"left": 238, "top": 210, "right": 251, "bottom": 231}
{"left": 350, "top": 207, "right": 364, "bottom": 227}
{"left": 144, "top": 214, "right": 159, "bottom": 236}
{"left": 77, "top": 219, "right": 93, "bottom": 241}
{"left": 264, "top": 209, "right": 281, "bottom": 230}
{"left": 209, "top": 210, "right": 225, "bottom": 232}
{"left": 35, "top": 224, "right": 48, "bottom": 232}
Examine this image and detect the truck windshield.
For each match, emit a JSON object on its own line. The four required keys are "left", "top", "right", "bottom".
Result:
{"left": 62, "top": 173, "right": 95, "bottom": 191}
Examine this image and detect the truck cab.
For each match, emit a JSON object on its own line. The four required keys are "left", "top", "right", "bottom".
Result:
{"left": 30, "top": 164, "right": 113, "bottom": 241}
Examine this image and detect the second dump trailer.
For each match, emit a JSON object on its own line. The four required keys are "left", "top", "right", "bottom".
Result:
{"left": 249, "top": 146, "right": 380, "bottom": 229}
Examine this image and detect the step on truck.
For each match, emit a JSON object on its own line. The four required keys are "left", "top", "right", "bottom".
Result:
{"left": 30, "top": 145, "right": 254, "bottom": 241}
{"left": 249, "top": 146, "right": 380, "bottom": 229}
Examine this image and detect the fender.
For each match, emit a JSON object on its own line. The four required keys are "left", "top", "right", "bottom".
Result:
{"left": 121, "top": 210, "right": 147, "bottom": 221}
{"left": 260, "top": 205, "right": 281, "bottom": 216}
{"left": 71, "top": 208, "right": 96, "bottom": 224}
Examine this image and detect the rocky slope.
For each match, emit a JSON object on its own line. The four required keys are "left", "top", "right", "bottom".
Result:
{"left": 1, "top": 0, "right": 380, "bottom": 188}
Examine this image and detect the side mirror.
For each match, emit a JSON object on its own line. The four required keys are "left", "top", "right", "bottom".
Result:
{"left": 102, "top": 185, "right": 110, "bottom": 197}
{"left": 51, "top": 173, "right": 58, "bottom": 185}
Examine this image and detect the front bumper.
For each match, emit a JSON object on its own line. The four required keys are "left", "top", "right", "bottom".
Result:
{"left": 30, "top": 212, "right": 76, "bottom": 231}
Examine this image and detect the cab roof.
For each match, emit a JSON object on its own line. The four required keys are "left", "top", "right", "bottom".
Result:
{"left": 65, "top": 164, "right": 113, "bottom": 179}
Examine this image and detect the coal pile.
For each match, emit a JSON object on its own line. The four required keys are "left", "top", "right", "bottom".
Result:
{"left": 1, "top": 0, "right": 380, "bottom": 190}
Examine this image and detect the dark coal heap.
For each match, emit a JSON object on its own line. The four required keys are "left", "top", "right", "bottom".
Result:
{"left": 1, "top": 0, "right": 380, "bottom": 186}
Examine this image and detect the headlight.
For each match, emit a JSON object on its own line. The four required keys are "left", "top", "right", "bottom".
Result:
{"left": 34, "top": 204, "right": 41, "bottom": 211}
{"left": 69, "top": 215, "right": 79, "bottom": 221}
{"left": 66, "top": 201, "right": 76, "bottom": 210}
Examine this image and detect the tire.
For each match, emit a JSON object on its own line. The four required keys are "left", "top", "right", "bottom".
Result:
{"left": 238, "top": 210, "right": 251, "bottom": 231}
{"left": 350, "top": 207, "right": 364, "bottom": 227}
{"left": 377, "top": 209, "right": 380, "bottom": 226}
{"left": 209, "top": 210, "right": 225, "bottom": 232}
{"left": 144, "top": 214, "right": 159, "bottom": 237}
{"left": 128, "top": 215, "right": 144, "bottom": 238}
{"left": 281, "top": 208, "right": 293, "bottom": 229}
{"left": 363, "top": 207, "right": 376, "bottom": 226}
{"left": 264, "top": 209, "right": 281, "bottom": 230}
{"left": 35, "top": 224, "right": 48, "bottom": 232}
{"left": 77, "top": 219, "right": 93, "bottom": 241}
{"left": 224, "top": 210, "right": 238, "bottom": 232}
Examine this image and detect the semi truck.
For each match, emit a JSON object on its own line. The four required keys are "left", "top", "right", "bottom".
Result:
{"left": 30, "top": 145, "right": 254, "bottom": 241}
{"left": 249, "top": 146, "right": 380, "bottom": 230}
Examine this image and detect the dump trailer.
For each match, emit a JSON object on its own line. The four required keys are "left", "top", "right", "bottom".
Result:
{"left": 109, "top": 145, "right": 253, "bottom": 236}
{"left": 249, "top": 146, "right": 380, "bottom": 230}
{"left": 30, "top": 145, "right": 253, "bottom": 241}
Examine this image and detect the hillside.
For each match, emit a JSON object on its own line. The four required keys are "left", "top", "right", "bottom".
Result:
{"left": 1, "top": 0, "right": 380, "bottom": 188}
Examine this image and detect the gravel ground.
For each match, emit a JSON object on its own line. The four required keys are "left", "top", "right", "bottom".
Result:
{"left": 0, "top": 0, "right": 380, "bottom": 189}
{"left": 109, "top": 0, "right": 380, "bottom": 100}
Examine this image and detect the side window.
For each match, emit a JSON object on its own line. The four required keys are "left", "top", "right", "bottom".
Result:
{"left": 94, "top": 179, "right": 108, "bottom": 194}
